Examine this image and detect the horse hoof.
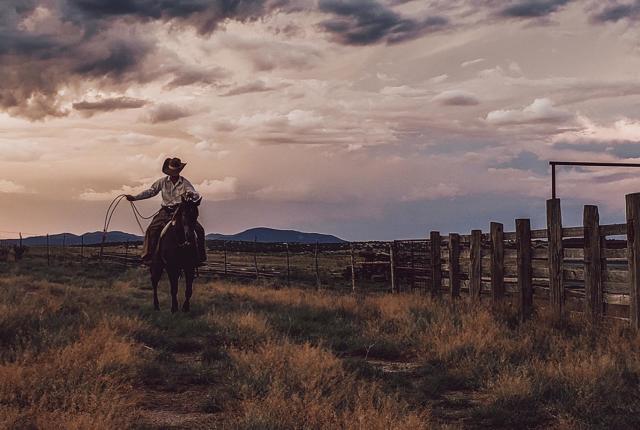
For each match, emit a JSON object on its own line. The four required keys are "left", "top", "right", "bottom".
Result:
{"left": 154, "top": 305, "right": 160, "bottom": 311}
{"left": 182, "top": 303, "right": 190, "bottom": 312}
{"left": 171, "top": 305, "right": 178, "bottom": 313}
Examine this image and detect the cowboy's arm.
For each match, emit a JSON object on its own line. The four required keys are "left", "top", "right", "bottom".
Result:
{"left": 182, "top": 178, "right": 201, "bottom": 200}
{"left": 126, "top": 179, "right": 162, "bottom": 201}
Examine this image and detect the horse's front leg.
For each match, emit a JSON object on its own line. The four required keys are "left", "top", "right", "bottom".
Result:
{"left": 167, "top": 268, "right": 180, "bottom": 313}
{"left": 182, "top": 268, "right": 195, "bottom": 312}
{"left": 150, "top": 266, "right": 162, "bottom": 311}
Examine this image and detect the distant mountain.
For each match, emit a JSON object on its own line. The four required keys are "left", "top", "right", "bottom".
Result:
{"left": 2, "top": 227, "right": 345, "bottom": 247}
{"left": 3, "top": 231, "right": 142, "bottom": 246}
{"left": 206, "top": 227, "right": 346, "bottom": 244}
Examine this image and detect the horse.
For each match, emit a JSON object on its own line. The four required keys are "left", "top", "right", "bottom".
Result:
{"left": 150, "top": 195, "right": 202, "bottom": 313}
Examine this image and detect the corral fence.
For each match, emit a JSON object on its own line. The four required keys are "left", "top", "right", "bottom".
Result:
{"left": 4, "top": 193, "right": 640, "bottom": 328}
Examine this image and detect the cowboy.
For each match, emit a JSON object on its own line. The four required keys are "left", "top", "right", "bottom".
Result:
{"left": 126, "top": 157, "right": 207, "bottom": 265}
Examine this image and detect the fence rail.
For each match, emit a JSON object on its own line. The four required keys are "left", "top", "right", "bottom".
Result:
{"left": 5, "top": 192, "right": 640, "bottom": 327}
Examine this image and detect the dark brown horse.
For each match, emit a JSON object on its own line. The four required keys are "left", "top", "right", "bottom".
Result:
{"left": 150, "top": 195, "right": 201, "bottom": 313}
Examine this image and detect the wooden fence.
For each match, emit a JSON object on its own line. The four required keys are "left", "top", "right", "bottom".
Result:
{"left": 6, "top": 193, "right": 640, "bottom": 327}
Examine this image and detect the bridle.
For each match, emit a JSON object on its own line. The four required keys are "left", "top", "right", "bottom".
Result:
{"left": 168, "top": 201, "right": 197, "bottom": 249}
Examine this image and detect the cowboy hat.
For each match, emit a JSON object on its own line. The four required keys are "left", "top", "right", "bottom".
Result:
{"left": 162, "top": 157, "right": 187, "bottom": 176}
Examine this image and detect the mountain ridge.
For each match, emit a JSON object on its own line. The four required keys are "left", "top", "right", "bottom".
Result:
{"left": 2, "top": 227, "right": 345, "bottom": 246}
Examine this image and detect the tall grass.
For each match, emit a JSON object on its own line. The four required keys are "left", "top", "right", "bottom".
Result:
{"left": 2, "top": 256, "right": 640, "bottom": 429}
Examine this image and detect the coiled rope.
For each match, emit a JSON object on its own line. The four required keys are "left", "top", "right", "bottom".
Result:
{"left": 100, "top": 194, "right": 160, "bottom": 258}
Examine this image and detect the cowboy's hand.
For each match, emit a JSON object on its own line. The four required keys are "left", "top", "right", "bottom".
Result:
{"left": 125, "top": 195, "right": 135, "bottom": 201}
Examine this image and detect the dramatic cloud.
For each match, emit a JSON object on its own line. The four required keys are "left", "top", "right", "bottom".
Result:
{"left": 6, "top": 0, "right": 640, "bottom": 239}
{"left": 66, "top": 0, "right": 294, "bottom": 34}
{"left": 486, "top": 98, "right": 573, "bottom": 125}
{"left": 498, "top": 0, "right": 572, "bottom": 18}
{"left": 145, "top": 103, "right": 192, "bottom": 123}
{"left": 591, "top": 1, "right": 640, "bottom": 23}
{"left": 220, "top": 80, "right": 289, "bottom": 97}
{"left": 432, "top": 90, "right": 480, "bottom": 106}
{"left": 164, "top": 66, "right": 231, "bottom": 89}
{"left": 318, "top": 0, "right": 449, "bottom": 45}
{"left": 0, "top": 0, "right": 291, "bottom": 120}
{"left": 72, "top": 96, "right": 148, "bottom": 114}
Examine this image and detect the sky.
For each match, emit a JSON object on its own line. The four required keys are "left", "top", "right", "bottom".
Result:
{"left": 3, "top": 0, "right": 640, "bottom": 240}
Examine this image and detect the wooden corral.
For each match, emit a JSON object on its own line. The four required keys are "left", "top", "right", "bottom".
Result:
{"left": 19, "top": 192, "right": 640, "bottom": 327}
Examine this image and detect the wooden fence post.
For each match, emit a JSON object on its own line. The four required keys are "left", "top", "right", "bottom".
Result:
{"left": 46, "top": 234, "right": 50, "bottom": 266}
{"left": 430, "top": 231, "right": 442, "bottom": 298}
{"left": 410, "top": 241, "right": 416, "bottom": 291}
{"left": 449, "top": 233, "right": 461, "bottom": 298}
{"left": 253, "top": 237, "right": 259, "bottom": 281}
{"left": 389, "top": 242, "right": 396, "bottom": 293}
{"left": 223, "top": 241, "right": 228, "bottom": 276}
{"left": 469, "top": 230, "right": 482, "bottom": 301}
{"left": 490, "top": 222, "right": 505, "bottom": 302}
{"left": 547, "top": 198, "right": 564, "bottom": 320}
{"left": 470, "top": 230, "right": 482, "bottom": 301}
{"left": 314, "top": 241, "right": 320, "bottom": 290}
{"left": 516, "top": 219, "right": 533, "bottom": 322}
{"left": 584, "top": 205, "right": 603, "bottom": 322}
{"left": 626, "top": 193, "right": 640, "bottom": 330}
{"left": 81, "top": 234, "right": 84, "bottom": 261}
{"left": 350, "top": 243, "right": 356, "bottom": 293}
{"left": 286, "top": 242, "right": 291, "bottom": 287}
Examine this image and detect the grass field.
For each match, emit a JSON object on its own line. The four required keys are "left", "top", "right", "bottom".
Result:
{"left": 1, "top": 256, "right": 640, "bottom": 429}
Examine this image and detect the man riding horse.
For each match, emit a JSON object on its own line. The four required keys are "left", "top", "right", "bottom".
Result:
{"left": 126, "top": 157, "right": 207, "bottom": 266}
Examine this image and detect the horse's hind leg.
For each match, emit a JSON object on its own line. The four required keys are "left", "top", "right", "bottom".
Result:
{"left": 150, "top": 267, "right": 162, "bottom": 311}
{"left": 168, "top": 269, "right": 180, "bottom": 313}
{"left": 182, "top": 269, "right": 194, "bottom": 312}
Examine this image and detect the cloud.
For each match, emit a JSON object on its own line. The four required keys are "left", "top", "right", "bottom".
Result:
{"left": 0, "top": 179, "right": 27, "bottom": 194}
{"left": 591, "top": 1, "right": 640, "bottom": 23}
{"left": 0, "top": 0, "right": 292, "bottom": 120}
{"left": 66, "top": 0, "right": 294, "bottom": 35}
{"left": 220, "top": 80, "right": 289, "bottom": 97}
{"left": 555, "top": 116, "right": 640, "bottom": 143}
{"left": 163, "top": 66, "right": 231, "bottom": 89}
{"left": 498, "top": 0, "right": 572, "bottom": 18}
{"left": 380, "top": 85, "right": 430, "bottom": 97}
{"left": 428, "top": 74, "right": 448, "bottom": 84}
{"left": 220, "top": 34, "right": 323, "bottom": 71}
{"left": 432, "top": 90, "right": 480, "bottom": 106}
{"left": 78, "top": 186, "right": 138, "bottom": 201}
{"left": 401, "top": 183, "right": 463, "bottom": 201}
{"left": 318, "top": 0, "right": 449, "bottom": 45}
{"left": 0, "top": 141, "right": 43, "bottom": 162}
{"left": 145, "top": 103, "right": 192, "bottom": 123}
{"left": 486, "top": 98, "right": 573, "bottom": 125}
{"left": 72, "top": 96, "right": 148, "bottom": 114}
{"left": 197, "top": 177, "right": 238, "bottom": 201}
{"left": 461, "top": 58, "right": 485, "bottom": 68}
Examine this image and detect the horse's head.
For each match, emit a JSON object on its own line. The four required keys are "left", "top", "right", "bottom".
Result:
{"left": 177, "top": 192, "right": 201, "bottom": 246}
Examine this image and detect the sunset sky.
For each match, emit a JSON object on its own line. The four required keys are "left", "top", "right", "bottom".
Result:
{"left": 3, "top": 0, "right": 640, "bottom": 240}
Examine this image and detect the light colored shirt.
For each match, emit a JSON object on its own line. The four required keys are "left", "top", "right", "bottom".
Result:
{"left": 132, "top": 176, "right": 200, "bottom": 207}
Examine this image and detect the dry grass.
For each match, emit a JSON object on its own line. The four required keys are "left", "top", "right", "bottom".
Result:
{"left": 2, "top": 257, "right": 640, "bottom": 429}
{"left": 231, "top": 340, "right": 426, "bottom": 429}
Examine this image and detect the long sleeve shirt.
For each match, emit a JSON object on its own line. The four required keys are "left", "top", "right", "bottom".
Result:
{"left": 132, "top": 176, "right": 200, "bottom": 207}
